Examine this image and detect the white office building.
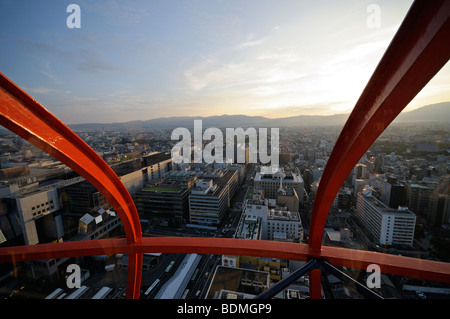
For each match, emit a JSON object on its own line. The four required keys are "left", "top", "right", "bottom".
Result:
{"left": 243, "top": 198, "right": 303, "bottom": 242}
{"left": 356, "top": 186, "right": 416, "bottom": 246}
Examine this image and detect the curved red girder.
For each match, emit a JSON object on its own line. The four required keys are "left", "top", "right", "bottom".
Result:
{"left": 308, "top": 0, "right": 450, "bottom": 252}
{"left": 0, "top": 238, "right": 449, "bottom": 284}
{"left": 0, "top": 73, "right": 142, "bottom": 244}
{"left": 0, "top": 71, "right": 143, "bottom": 299}
{"left": 0, "top": 0, "right": 449, "bottom": 300}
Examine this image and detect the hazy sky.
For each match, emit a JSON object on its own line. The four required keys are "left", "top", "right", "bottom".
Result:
{"left": 0, "top": 0, "right": 448, "bottom": 124}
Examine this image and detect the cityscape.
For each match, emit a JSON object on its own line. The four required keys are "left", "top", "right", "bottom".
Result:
{"left": 0, "top": 0, "right": 449, "bottom": 304}
{"left": 0, "top": 113, "right": 449, "bottom": 300}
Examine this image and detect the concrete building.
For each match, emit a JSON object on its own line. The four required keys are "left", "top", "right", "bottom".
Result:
{"left": 267, "top": 208, "right": 303, "bottom": 242}
{"left": 221, "top": 255, "right": 288, "bottom": 283}
{"left": 332, "top": 187, "right": 352, "bottom": 210}
{"left": 428, "top": 192, "right": 450, "bottom": 227}
{"left": 189, "top": 179, "right": 230, "bottom": 227}
{"left": 206, "top": 266, "right": 270, "bottom": 299}
{"left": 5, "top": 186, "right": 62, "bottom": 246}
{"left": 254, "top": 169, "right": 305, "bottom": 203}
{"left": 189, "top": 169, "right": 237, "bottom": 227}
{"left": 406, "top": 183, "right": 433, "bottom": 216}
{"left": 244, "top": 198, "right": 303, "bottom": 242}
{"left": 235, "top": 215, "right": 262, "bottom": 240}
{"left": 276, "top": 187, "right": 300, "bottom": 213}
{"left": 356, "top": 186, "right": 416, "bottom": 246}
{"left": 135, "top": 178, "right": 195, "bottom": 227}
{"left": 111, "top": 152, "right": 173, "bottom": 198}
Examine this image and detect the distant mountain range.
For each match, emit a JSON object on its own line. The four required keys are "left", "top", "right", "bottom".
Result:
{"left": 68, "top": 101, "right": 449, "bottom": 130}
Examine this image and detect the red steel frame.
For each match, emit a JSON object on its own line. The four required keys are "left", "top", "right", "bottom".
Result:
{"left": 0, "top": 0, "right": 449, "bottom": 299}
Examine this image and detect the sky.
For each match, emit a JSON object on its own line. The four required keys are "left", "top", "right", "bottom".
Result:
{"left": 0, "top": 0, "right": 448, "bottom": 124}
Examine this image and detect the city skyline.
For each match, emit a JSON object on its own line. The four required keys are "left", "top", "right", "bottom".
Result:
{"left": 0, "top": 0, "right": 449, "bottom": 124}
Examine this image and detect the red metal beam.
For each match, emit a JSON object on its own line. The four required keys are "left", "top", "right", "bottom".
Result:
{"left": 0, "top": 73, "right": 142, "bottom": 245}
{"left": 1, "top": 237, "right": 449, "bottom": 284}
{"left": 126, "top": 252, "right": 143, "bottom": 299}
{"left": 0, "top": 71, "right": 143, "bottom": 298}
{"left": 309, "top": 0, "right": 450, "bottom": 252}
{"left": 0, "top": 0, "right": 449, "bottom": 300}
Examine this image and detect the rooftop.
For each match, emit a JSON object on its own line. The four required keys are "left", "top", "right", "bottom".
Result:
{"left": 359, "top": 192, "right": 416, "bottom": 217}
{"left": 255, "top": 170, "right": 304, "bottom": 183}
{"left": 206, "top": 266, "right": 269, "bottom": 299}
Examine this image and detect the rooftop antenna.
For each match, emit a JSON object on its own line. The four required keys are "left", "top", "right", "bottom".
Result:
{"left": 274, "top": 168, "right": 286, "bottom": 193}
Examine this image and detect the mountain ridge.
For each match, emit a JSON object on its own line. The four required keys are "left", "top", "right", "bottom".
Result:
{"left": 68, "top": 101, "right": 450, "bottom": 130}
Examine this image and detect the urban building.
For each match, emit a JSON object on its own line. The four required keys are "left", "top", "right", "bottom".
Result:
{"left": 3, "top": 186, "right": 62, "bottom": 246}
{"left": 189, "top": 180, "right": 228, "bottom": 227}
{"left": 188, "top": 169, "right": 237, "bottom": 227}
{"left": 356, "top": 186, "right": 416, "bottom": 246}
{"left": 276, "top": 187, "right": 300, "bottom": 213}
{"left": 254, "top": 168, "right": 305, "bottom": 203}
{"left": 221, "top": 255, "right": 288, "bottom": 283}
{"left": 135, "top": 177, "right": 195, "bottom": 226}
{"left": 428, "top": 192, "right": 450, "bottom": 227}
{"left": 243, "top": 197, "right": 303, "bottom": 243}
{"left": 205, "top": 266, "right": 270, "bottom": 299}
{"left": 406, "top": 183, "right": 433, "bottom": 216}
{"left": 332, "top": 187, "right": 352, "bottom": 210}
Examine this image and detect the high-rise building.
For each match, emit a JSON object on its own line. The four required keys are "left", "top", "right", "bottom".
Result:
{"left": 189, "top": 169, "right": 237, "bottom": 227}
{"left": 5, "top": 186, "right": 63, "bottom": 246}
{"left": 406, "top": 183, "right": 433, "bottom": 216}
{"left": 189, "top": 179, "right": 229, "bottom": 227}
{"left": 254, "top": 169, "right": 305, "bottom": 203}
{"left": 135, "top": 176, "right": 196, "bottom": 226}
{"left": 356, "top": 186, "right": 416, "bottom": 246}
{"left": 243, "top": 198, "right": 303, "bottom": 242}
{"left": 276, "top": 187, "right": 300, "bottom": 213}
{"left": 428, "top": 192, "right": 450, "bottom": 227}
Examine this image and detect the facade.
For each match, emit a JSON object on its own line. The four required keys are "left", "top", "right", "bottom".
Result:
{"left": 276, "top": 187, "right": 300, "bottom": 213}
{"left": 112, "top": 152, "right": 173, "bottom": 198}
{"left": 5, "top": 187, "right": 62, "bottom": 246}
{"left": 189, "top": 169, "right": 238, "bottom": 227}
{"left": 254, "top": 169, "right": 305, "bottom": 203}
{"left": 406, "top": 183, "right": 433, "bottom": 216}
{"left": 61, "top": 180, "right": 106, "bottom": 214}
{"left": 267, "top": 208, "right": 303, "bottom": 242}
{"left": 428, "top": 192, "right": 450, "bottom": 227}
{"left": 189, "top": 179, "right": 229, "bottom": 227}
{"left": 206, "top": 266, "right": 270, "bottom": 299}
{"left": 332, "top": 187, "right": 352, "bottom": 210}
{"left": 356, "top": 186, "right": 416, "bottom": 246}
{"left": 243, "top": 198, "right": 303, "bottom": 242}
{"left": 135, "top": 178, "right": 195, "bottom": 226}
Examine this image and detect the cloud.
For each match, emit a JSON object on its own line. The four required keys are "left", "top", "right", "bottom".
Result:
{"left": 58, "top": 49, "right": 122, "bottom": 75}
{"left": 25, "top": 87, "right": 60, "bottom": 95}
{"left": 236, "top": 36, "right": 268, "bottom": 49}
{"left": 79, "top": 0, "right": 148, "bottom": 25}
{"left": 15, "top": 38, "right": 56, "bottom": 55}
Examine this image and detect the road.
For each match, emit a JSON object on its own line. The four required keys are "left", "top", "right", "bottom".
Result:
{"left": 137, "top": 164, "right": 255, "bottom": 299}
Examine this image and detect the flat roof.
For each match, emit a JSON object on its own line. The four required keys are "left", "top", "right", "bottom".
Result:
{"left": 206, "top": 266, "right": 269, "bottom": 299}
{"left": 155, "top": 254, "right": 201, "bottom": 299}
{"left": 255, "top": 171, "right": 303, "bottom": 183}
{"left": 359, "top": 193, "right": 416, "bottom": 216}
